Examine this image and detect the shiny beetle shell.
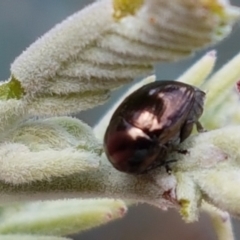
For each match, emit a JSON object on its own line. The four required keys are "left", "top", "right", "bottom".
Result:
{"left": 104, "top": 80, "right": 205, "bottom": 174}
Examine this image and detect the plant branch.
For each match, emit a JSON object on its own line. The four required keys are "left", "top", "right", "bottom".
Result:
{"left": 0, "top": 158, "right": 176, "bottom": 210}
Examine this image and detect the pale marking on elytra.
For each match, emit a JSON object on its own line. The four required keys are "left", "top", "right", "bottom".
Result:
{"left": 148, "top": 89, "right": 157, "bottom": 95}
{"left": 126, "top": 126, "right": 149, "bottom": 140}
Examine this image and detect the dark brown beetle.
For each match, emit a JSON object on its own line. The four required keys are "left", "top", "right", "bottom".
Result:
{"left": 104, "top": 80, "right": 205, "bottom": 174}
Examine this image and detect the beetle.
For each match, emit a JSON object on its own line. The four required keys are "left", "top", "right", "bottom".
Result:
{"left": 104, "top": 80, "right": 205, "bottom": 174}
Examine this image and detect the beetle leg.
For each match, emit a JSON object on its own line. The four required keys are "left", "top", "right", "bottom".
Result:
{"left": 196, "top": 121, "right": 206, "bottom": 133}
{"left": 165, "top": 164, "right": 172, "bottom": 174}
{"left": 176, "top": 149, "right": 189, "bottom": 154}
{"left": 169, "top": 144, "right": 189, "bottom": 155}
{"left": 163, "top": 159, "right": 177, "bottom": 174}
{"left": 180, "top": 119, "right": 206, "bottom": 142}
{"left": 179, "top": 120, "right": 195, "bottom": 142}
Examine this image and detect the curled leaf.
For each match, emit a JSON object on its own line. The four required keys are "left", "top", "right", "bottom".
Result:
{"left": 8, "top": 0, "right": 239, "bottom": 115}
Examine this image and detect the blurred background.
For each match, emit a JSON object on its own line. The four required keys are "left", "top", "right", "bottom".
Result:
{"left": 0, "top": 1, "right": 240, "bottom": 239}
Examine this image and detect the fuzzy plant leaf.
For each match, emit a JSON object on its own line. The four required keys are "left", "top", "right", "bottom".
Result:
{"left": 0, "top": 1, "right": 239, "bottom": 239}
{"left": 204, "top": 52, "right": 240, "bottom": 105}
{"left": 1, "top": 49, "right": 240, "bottom": 240}
{"left": 0, "top": 117, "right": 101, "bottom": 184}
{"left": 171, "top": 126, "right": 240, "bottom": 222}
{"left": 3, "top": 0, "right": 238, "bottom": 116}
{"left": 201, "top": 51, "right": 240, "bottom": 128}
{"left": 0, "top": 99, "right": 28, "bottom": 134}
{"left": 177, "top": 50, "right": 217, "bottom": 86}
{"left": 0, "top": 199, "right": 127, "bottom": 236}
